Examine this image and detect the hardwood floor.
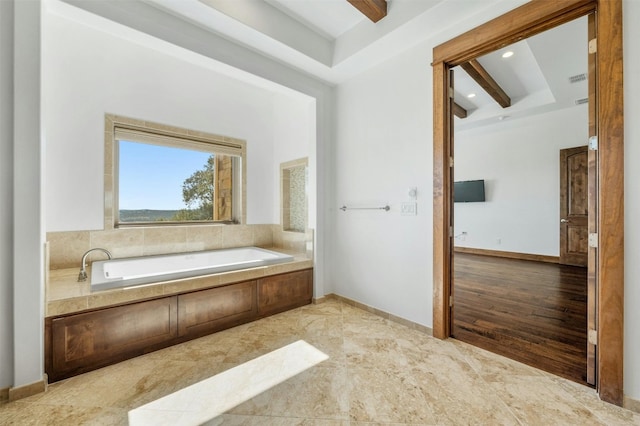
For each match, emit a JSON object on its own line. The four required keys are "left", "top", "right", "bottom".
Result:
{"left": 452, "top": 253, "right": 588, "bottom": 384}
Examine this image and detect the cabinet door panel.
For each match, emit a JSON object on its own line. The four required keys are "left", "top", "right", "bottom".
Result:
{"left": 178, "top": 280, "right": 257, "bottom": 338}
{"left": 51, "top": 297, "right": 177, "bottom": 379}
{"left": 258, "top": 269, "right": 312, "bottom": 316}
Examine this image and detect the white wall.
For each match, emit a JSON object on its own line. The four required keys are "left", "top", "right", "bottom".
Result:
{"left": 0, "top": 0, "right": 14, "bottom": 390}
{"left": 43, "top": 11, "right": 313, "bottom": 231}
{"left": 623, "top": 0, "right": 640, "bottom": 404}
{"left": 334, "top": 45, "right": 433, "bottom": 326}
{"left": 272, "top": 93, "right": 316, "bottom": 227}
{"left": 334, "top": 1, "right": 640, "bottom": 401}
{"left": 454, "top": 106, "right": 588, "bottom": 255}
{"left": 13, "top": 0, "right": 45, "bottom": 389}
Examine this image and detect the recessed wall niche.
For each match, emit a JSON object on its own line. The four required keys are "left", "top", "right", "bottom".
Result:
{"left": 280, "top": 158, "right": 308, "bottom": 233}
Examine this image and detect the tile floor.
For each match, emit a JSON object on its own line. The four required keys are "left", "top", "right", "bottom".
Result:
{"left": 1, "top": 299, "right": 639, "bottom": 425}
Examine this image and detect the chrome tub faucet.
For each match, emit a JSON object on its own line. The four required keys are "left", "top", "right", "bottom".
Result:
{"left": 78, "top": 248, "right": 112, "bottom": 282}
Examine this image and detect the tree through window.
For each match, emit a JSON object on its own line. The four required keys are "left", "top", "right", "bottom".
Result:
{"left": 112, "top": 121, "right": 244, "bottom": 226}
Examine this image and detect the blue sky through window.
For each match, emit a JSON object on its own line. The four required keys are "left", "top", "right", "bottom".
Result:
{"left": 119, "top": 141, "right": 211, "bottom": 210}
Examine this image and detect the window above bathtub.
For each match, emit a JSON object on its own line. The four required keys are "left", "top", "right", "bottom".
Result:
{"left": 105, "top": 115, "right": 246, "bottom": 228}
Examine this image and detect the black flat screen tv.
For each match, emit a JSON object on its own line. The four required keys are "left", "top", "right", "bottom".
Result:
{"left": 454, "top": 179, "right": 485, "bottom": 203}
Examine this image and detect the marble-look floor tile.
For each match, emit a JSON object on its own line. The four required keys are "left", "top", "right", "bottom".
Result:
{"left": 347, "top": 367, "right": 438, "bottom": 424}
{"left": 0, "top": 401, "right": 127, "bottom": 425}
{"left": 243, "top": 310, "right": 304, "bottom": 336}
{"left": 298, "top": 313, "right": 344, "bottom": 338}
{"left": 29, "top": 357, "right": 209, "bottom": 410}
{"left": 298, "top": 300, "right": 343, "bottom": 317}
{"left": 488, "top": 374, "right": 607, "bottom": 425}
{"left": 230, "top": 365, "right": 349, "bottom": 420}
{"left": 341, "top": 306, "right": 413, "bottom": 340}
{"left": 223, "top": 331, "right": 305, "bottom": 364}
{"left": 143, "top": 330, "right": 239, "bottom": 363}
{"left": 298, "top": 333, "right": 346, "bottom": 368}
{"left": 205, "top": 414, "right": 349, "bottom": 425}
{"left": 548, "top": 377, "right": 640, "bottom": 425}
{"left": 451, "top": 338, "right": 546, "bottom": 381}
{"left": 409, "top": 355, "right": 520, "bottom": 425}
{"left": 130, "top": 341, "right": 330, "bottom": 425}
{"left": 343, "top": 336, "right": 409, "bottom": 372}
{"left": 3, "top": 298, "right": 639, "bottom": 425}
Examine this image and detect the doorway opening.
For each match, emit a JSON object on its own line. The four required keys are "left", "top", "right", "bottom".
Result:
{"left": 450, "top": 16, "right": 590, "bottom": 385}
{"left": 431, "top": 0, "right": 623, "bottom": 406}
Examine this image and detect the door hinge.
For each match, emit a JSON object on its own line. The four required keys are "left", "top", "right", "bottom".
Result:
{"left": 588, "top": 136, "right": 598, "bottom": 150}
{"left": 449, "top": 295, "right": 453, "bottom": 307}
{"left": 588, "top": 329, "right": 597, "bottom": 345}
{"left": 589, "top": 233, "right": 598, "bottom": 248}
{"left": 448, "top": 87, "right": 454, "bottom": 99}
{"left": 449, "top": 156, "right": 454, "bottom": 167}
{"left": 589, "top": 38, "right": 597, "bottom": 54}
{"left": 449, "top": 226, "right": 453, "bottom": 238}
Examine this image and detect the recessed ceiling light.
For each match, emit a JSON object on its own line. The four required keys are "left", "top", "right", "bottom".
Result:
{"left": 467, "top": 93, "right": 476, "bottom": 98}
{"left": 502, "top": 51, "right": 514, "bottom": 58}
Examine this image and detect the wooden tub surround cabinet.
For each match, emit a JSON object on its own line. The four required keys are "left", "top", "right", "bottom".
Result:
{"left": 45, "top": 269, "right": 313, "bottom": 382}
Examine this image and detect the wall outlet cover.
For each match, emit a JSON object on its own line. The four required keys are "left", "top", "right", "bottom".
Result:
{"left": 401, "top": 202, "right": 417, "bottom": 216}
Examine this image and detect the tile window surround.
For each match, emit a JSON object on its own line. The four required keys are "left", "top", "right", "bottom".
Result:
{"left": 103, "top": 114, "right": 247, "bottom": 229}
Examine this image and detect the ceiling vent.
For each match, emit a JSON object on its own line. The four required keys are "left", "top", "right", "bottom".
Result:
{"left": 575, "top": 98, "right": 589, "bottom": 105}
{"left": 569, "top": 73, "right": 587, "bottom": 83}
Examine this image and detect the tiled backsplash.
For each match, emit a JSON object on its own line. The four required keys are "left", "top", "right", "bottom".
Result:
{"left": 280, "top": 157, "right": 308, "bottom": 234}
{"left": 48, "top": 224, "right": 311, "bottom": 270}
{"left": 274, "top": 227, "right": 314, "bottom": 255}
{"left": 286, "top": 165, "right": 307, "bottom": 232}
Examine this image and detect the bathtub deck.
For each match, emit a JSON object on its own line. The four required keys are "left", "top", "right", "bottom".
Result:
{"left": 46, "top": 247, "right": 312, "bottom": 317}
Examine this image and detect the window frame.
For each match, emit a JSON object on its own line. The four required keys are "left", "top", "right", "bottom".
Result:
{"left": 104, "top": 114, "right": 246, "bottom": 229}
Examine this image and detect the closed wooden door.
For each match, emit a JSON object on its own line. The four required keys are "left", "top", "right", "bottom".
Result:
{"left": 559, "top": 146, "right": 588, "bottom": 267}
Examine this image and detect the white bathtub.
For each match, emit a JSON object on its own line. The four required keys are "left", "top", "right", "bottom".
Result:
{"left": 90, "top": 247, "right": 294, "bottom": 291}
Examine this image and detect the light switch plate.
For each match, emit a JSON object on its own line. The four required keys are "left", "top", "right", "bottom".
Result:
{"left": 401, "top": 202, "right": 417, "bottom": 216}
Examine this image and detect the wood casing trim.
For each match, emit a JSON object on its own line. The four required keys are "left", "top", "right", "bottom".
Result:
{"left": 594, "top": 0, "right": 624, "bottom": 405}
{"left": 432, "top": 0, "right": 595, "bottom": 66}
{"left": 432, "top": 60, "right": 452, "bottom": 340}
{"left": 453, "top": 247, "right": 560, "bottom": 264}
{"left": 586, "top": 11, "right": 598, "bottom": 387}
{"left": 432, "top": 0, "right": 623, "bottom": 405}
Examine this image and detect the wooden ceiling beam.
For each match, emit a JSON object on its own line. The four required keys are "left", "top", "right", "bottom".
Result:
{"left": 460, "top": 59, "right": 511, "bottom": 108}
{"left": 347, "top": 0, "right": 387, "bottom": 23}
{"left": 453, "top": 102, "right": 468, "bottom": 119}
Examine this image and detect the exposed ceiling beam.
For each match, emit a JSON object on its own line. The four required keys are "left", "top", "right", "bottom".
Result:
{"left": 460, "top": 59, "right": 511, "bottom": 108}
{"left": 347, "top": 0, "right": 387, "bottom": 23}
{"left": 453, "top": 102, "right": 468, "bottom": 119}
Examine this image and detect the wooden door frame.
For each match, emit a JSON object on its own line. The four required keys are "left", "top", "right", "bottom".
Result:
{"left": 432, "top": 0, "right": 624, "bottom": 405}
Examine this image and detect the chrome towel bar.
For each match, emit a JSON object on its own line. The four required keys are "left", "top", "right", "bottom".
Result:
{"left": 340, "top": 205, "right": 390, "bottom": 212}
